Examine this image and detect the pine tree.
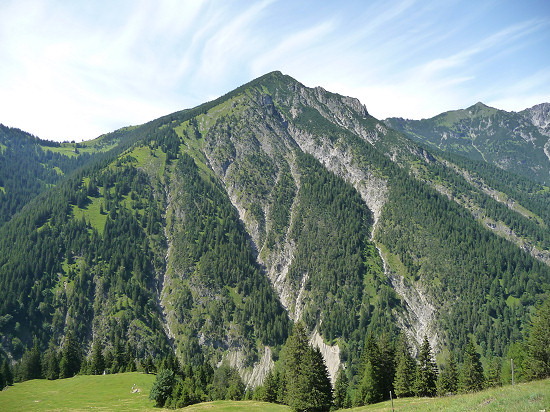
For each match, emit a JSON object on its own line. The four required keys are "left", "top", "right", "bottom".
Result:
{"left": 378, "top": 334, "right": 396, "bottom": 398}
{"left": 358, "top": 332, "right": 383, "bottom": 405}
{"left": 525, "top": 297, "right": 550, "bottom": 380}
{"left": 295, "top": 346, "right": 332, "bottom": 412}
{"left": 393, "top": 333, "right": 416, "bottom": 398}
{"left": 484, "top": 355, "right": 502, "bottom": 388}
{"left": 284, "top": 322, "right": 309, "bottom": 407}
{"left": 262, "top": 369, "right": 278, "bottom": 403}
{"left": 459, "top": 338, "right": 484, "bottom": 392}
{"left": 60, "top": 331, "right": 81, "bottom": 379}
{"left": 333, "top": 367, "right": 350, "bottom": 409}
{"left": 44, "top": 340, "right": 60, "bottom": 380}
{"left": 0, "top": 362, "right": 5, "bottom": 389}
{"left": 2, "top": 358, "right": 14, "bottom": 386}
{"left": 437, "top": 352, "right": 458, "bottom": 395}
{"left": 414, "top": 335, "right": 437, "bottom": 397}
{"left": 22, "top": 337, "right": 42, "bottom": 381}
{"left": 149, "top": 368, "right": 175, "bottom": 407}
{"left": 90, "top": 339, "right": 105, "bottom": 375}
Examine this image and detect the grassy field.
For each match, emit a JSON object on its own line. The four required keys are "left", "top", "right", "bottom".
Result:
{"left": 0, "top": 373, "right": 548, "bottom": 411}
{"left": 0, "top": 372, "right": 157, "bottom": 411}
{"left": 351, "top": 379, "right": 550, "bottom": 411}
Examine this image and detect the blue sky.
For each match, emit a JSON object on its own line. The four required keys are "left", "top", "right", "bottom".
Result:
{"left": 1, "top": 0, "right": 549, "bottom": 141}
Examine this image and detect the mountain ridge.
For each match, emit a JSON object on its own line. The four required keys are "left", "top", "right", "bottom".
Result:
{"left": 0, "top": 71, "right": 548, "bottom": 389}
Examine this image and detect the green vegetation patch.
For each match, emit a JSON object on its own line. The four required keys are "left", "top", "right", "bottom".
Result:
{"left": 71, "top": 196, "right": 107, "bottom": 235}
{"left": 0, "top": 372, "right": 157, "bottom": 411}
{"left": 181, "top": 400, "right": 290, "bottom": 411}
{"left": 346, "top": 379, "right": 549, "bottom": 411}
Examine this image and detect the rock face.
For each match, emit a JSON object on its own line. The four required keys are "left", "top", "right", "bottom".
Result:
{"left": 2, "top": 71, "right": 548, "bottom": 391}
{"left": 386, "top": 102, "right": 550, "bottom": 185}
{"left": 522, "top": 103, "right": 550, "bottom": 163}
{"left": 310, "top": 330, "right": 340, "bottom": 386}
{"left": 523, "top": 103, "right": 550, "bottom": 132}
{"left": 159, "top": 74, "right": 547, "bottom": 383}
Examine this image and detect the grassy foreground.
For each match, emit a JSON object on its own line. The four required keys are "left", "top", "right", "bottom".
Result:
{"left": 0, "top": 373, "right": 548, "bottom": 411}
{"left": 0, "top": 372, "right": 157, "bottom": 411}
{"left": 351, "top": 379, "right": 550, "bottom": 411}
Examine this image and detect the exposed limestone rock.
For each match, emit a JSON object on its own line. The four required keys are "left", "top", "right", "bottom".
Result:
{"left": 245, "top": 346, "right": 275, "bottom": 389}
{"left": 388, "top": 272, "right": 438, "bottom": 355}
{"left": 223, "top": 346, "right": 274, "bottom": 389}
{"left": 286, "top": 124, "right": 388, "bottom": 232}
{"left": 310, "top": 330, "right": 340, "bottom": 386}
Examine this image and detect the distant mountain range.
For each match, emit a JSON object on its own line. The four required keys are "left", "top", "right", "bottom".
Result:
{"left": 0, "top": 72, "right": 548, "bottom": 387}
{"left": 385, "top": 102, "right": 550, "bottom": 185}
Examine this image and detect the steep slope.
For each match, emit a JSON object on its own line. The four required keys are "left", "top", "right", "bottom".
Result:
{"left": 385, "top": 102, "right": 550, "bottom": 185}
{"left": 0, "top": 72, "right": 549, "bottom": 387}
{"left": 0, "top": 125, "right": 92, "bottom": 227}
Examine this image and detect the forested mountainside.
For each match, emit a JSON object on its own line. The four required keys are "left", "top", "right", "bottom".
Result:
{"left": 384, "top": 102, "right": 550, "bottom": 185}
{"left": 0, "top": 72, "right": 549, "bottom": 391}
{"left": 0, "top": 125, "right": 93, "bottom": 227}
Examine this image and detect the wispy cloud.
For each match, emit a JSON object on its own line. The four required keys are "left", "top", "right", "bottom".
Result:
{"left": 0, "top": 0, "right": 549, "bottom": 140}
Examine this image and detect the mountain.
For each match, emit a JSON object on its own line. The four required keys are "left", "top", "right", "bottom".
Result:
{"left": 384, "top": 102, "right": 550, "bottom": 185}
{"left": 0, "top": 72, "right": 549, "bottom": 388}
{"left": 0, "top": 124, "right": 133, "bottom": 228}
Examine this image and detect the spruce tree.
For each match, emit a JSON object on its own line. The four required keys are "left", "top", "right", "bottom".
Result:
{"left": 284, "top": 322, "right": 309, "bottom": 407}
{"left": 22, "top": 337, "right": 42, "bottom": 381}
{"left": 112, "top": 336, "right": 125, "bottom": 373}
{"left": 44, "top": 340, "right": 60, "bottom": 380}
{"left": 333, "top": 367, "right": 350, "bottom": 409}
{"left": 90, "top": 339, "right": 105, "bottom": 375}
{"left": 149, "top": 368, "right": 175, "bottom": 407}
{"left": 459, "top": 338, "right": 484, "bottom": 392}
{"left": 358, "top": 333, "right": 383, "bottom": 405}
{"left": 484, "top": 355, "right": 502, "bottom": 388}
{"left": 60, "top": 331, "right": 81, "bottom": 378}
{"left": 378, "top": 334, "right": 396, "bottom": 398}
{"left": 414, "top": 335, "right": 437, "bottom": 397}
{"left": 437, "top": 352, "right": 458, "bottom": 395}
{"left": 393, "top": 334, "right": 416, "bottom": 398}
{"left": 295, "top": 346, "right": 332, "bottom": 412}
{"left": 0, "top": 363, "right": 4, "bottom": 389}
{"left": 262, "top": 369, "right": 278, "bottom": 403}
{"left": 525, "top": 297, "right": 550, "bottom": 380}
{"left": 2, "top": 358, "right": 14, "bottom": 386}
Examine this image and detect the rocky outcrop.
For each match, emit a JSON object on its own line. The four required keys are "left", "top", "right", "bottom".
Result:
{"left": 309, "top": 330, "right": 340, "bottom": 386}
{"left": 222, "top": 346, "right": 274, "bottom": 389}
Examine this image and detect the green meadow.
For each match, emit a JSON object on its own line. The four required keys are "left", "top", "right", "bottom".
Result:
{"left": 0, "top": 372, "right": 548, "bottom": 411}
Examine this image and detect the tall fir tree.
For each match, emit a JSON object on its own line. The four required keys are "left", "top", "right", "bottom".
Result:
{"left": 284, "top": 322, "right": 309, "bottom": 407}
{"left": 90, "top": 339, "right": 105, "bottom": 375}
{"left": 262, "top": 369, "right": 278, "bottom": 403}
{"left": 44, "top": 340, "right": 60, "bottom": 380}
{"left": 294, "top": 346, "right": 333, "bottom": 412}
{"left": 393, "top": 333, "right": 416, "bottom": 398}
{"left": 333, "top": 367, "right": 351, "bottom": 409}
{"left": 484, "top": 355, "right": 502, "bottom": 388}
{"left": 377, "top": 334, "right": 396, "bottom": 398}
{"left": 22, "top": 337, "right": 42, "bottom": 381}
{"left": 2, "top": 358, "right": 14, "bottom": 386}
{"left": 414, "top": 335, "right": 437, "bottom": 397}
{"left": 437, "top": 352, "right": 458, "bottom": 395}
{"left": 358, "top": 333, "right": 383, "bottom": 405}
{"left": 60, "top": 331, "right": 81, "bottom": 379}
{"left": 525, "top": 297, "right": 550, "bottom": 380}
{"left": 459, "top": 338, "right": 484, "bottom": 392}
{"left": 0, "top": 362, "right": 5, "bottom": 389}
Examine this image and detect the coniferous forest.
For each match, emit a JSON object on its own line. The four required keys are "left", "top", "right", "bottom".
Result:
{"left": 1, "top": 72, "right": 549, "bottom": 411}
